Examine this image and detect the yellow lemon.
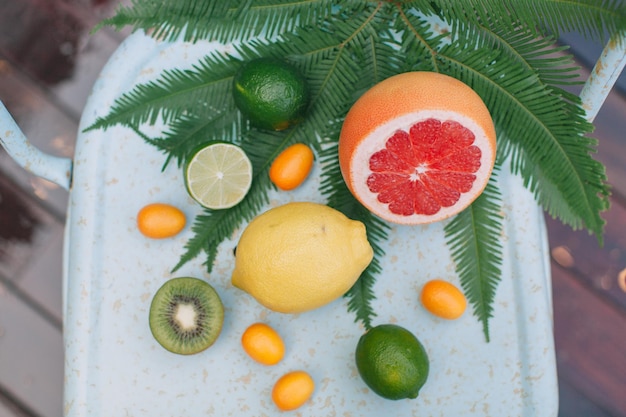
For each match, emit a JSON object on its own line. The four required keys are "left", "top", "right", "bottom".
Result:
{"left": 231, "top": 202, "right": 374, "bottom": 313}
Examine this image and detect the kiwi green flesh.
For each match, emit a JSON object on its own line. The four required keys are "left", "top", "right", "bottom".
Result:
{"left": 149, "top": 277, "right": 224, "bottom": 355}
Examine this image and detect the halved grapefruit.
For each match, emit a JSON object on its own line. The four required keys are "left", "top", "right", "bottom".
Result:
{"left": 338, "top": 71, "right": 496, "bottom": 225}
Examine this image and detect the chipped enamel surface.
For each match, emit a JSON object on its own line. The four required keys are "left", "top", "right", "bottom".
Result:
{"left": 53, "top": 31, "right": 562, "bottom": 416}
{"left": 0, "top": 101, "right": 72, "bottom": 190}
{"left": 580, "top": 35, "right": 626, "bottom": 122}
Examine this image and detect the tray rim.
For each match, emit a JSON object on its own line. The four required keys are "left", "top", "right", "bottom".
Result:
{"left": 62, "top": 30, "right": 559, "bottom": 417}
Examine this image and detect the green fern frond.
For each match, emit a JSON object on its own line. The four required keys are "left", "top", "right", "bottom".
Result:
{"left": 149, "top": 109, "right": 245, "bottom": 169}
{"left": 444, "top": 175, "right": 504, "bottom": 342}
{"left": 392, "top": 9, "right": 446, "bottom": 73}
{"left": 172, "top": 157, "right": 274, "bottom": 273}
{"left": 173, "top": 117, "right": 324, "bottom": 272}
{"left": 90, "top": 0, "right": 626, "bottom": 340}
{"left": 172, "top": 208, "right": 226, "bottom": 273}
{"left": 433, "top": 33, "right": 609, "bottom": 239}
{"left": 85, "top": 52, "right": 240, "bottom": 132}
{"left": 319, "top": 141, "right": 390, "bottom": 329}
{"left": 294, "top": 45, "right": 362, "bottom": 146}
{"left": 429, "top": 0, "right": 626, "bottom": 39}
{"left": 94, "top": 1, "right": 234, "bottom": 40}
{"left": 97, "top": 0, "right": 336, "bottom": 43}
{"left": 172, "top": 195, "right": 269, "bottom": 273}
{"left": 475, "top": 23, "right": 583, "bottom": 89}
{"left": 508, "top": 0, "right": 626, "bottom": 38}
{"left": 234, "top": 25, "right": 374, "bottom": 149}
{"left": 240, "top": 128, "right": 296, "bottom": 173}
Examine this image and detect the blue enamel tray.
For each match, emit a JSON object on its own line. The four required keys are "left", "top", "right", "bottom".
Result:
{"left": 60, "top": 31, "right": 558, "bottom": 417}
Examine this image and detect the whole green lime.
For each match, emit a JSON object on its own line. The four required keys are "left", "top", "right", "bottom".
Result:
{"left": 355, "top": 324, "right": 430, "bottom": 400}
{"left": 232, "top": 57, "right": 310, "bottom": 131}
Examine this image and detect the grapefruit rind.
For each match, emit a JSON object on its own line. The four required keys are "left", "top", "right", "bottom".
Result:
{"left": 338, "top": 71, "right": 497, "bottom": 225}
{"left": 347, "top": 110, "right": 496, "bottom": 225}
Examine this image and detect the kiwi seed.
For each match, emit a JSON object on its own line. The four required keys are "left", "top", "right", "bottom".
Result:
{"left": 149, "top": 277, "right": 224, "bottom": 355}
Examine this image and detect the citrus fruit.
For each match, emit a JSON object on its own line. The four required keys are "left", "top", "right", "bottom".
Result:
{"left": 241, "top": 322, "right": 285, "bottom": 365}
{"left": 136, "top": 203, "right": 186, "bottom": 239}
{"left": 231, "top": 202, "right": 373, "bottom": 313}
{"left": 269, "top": 143, "right": 315, "bottom": 191}
{"left": 338, "top": 71, "right": 497, "bottom": 225}
{"left": 184, "top": 142, "right": 253, "bottom": 210}
{"left": 232, "top": 57, "right": 310, "bottom": 131}
{"left": 420, "top": 279, "right": 467, "bottom": 320}
{"left": 355, "top": 324, "right": 429, "bottom": 400}
{"left": 272, "top": 370, "right": 315, "bottom": 411}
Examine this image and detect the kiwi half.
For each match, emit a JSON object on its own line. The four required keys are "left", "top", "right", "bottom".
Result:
{"left": 149, "top": 277, "right": 224, "bottom": 355}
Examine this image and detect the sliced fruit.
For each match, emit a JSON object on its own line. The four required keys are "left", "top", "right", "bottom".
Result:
{"left": 269, "top": 143, "right": 314, "bottom": 191}
{"left": 149, "top": 277, "right": 224, "bottom": 355}
{"left": 420, "top": 279, "right": 467, "bottom": 320}
{"left": 184, "top": 142, "right": 253, "bottom": 210}
{"left": 136, "top": 203, "right": 186, "bottom": 239}
{"left": 272, "top": 370, "right": 315, "bottom": 411}
{"left": 241, "top": 322, "right": 285, "bottom": 365}
{"left": 355, "top": 324, "right": 429, "bottom": 400}
{"left": 232, "top": 57, "right": 310, "bottom": 131}
{"left": 339, "top": 71, "right": 497, "bottom": 225}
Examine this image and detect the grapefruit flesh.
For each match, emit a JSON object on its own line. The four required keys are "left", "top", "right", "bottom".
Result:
{"left": 339, "top": 72, "right": 496, "bottom": 225}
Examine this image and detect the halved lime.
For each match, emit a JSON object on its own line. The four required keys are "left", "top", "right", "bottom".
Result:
{"left": 185, "top": 142, "right": 253, "bottom": 210}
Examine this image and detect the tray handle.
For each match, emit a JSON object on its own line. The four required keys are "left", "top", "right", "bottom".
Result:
{"left": 0, "top": 101, "right": 72, "bottom": 190}
{"left": 580, "top": 34, "right": 626, "bottom": 123}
